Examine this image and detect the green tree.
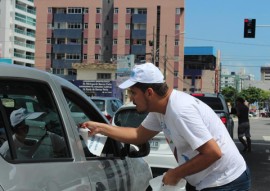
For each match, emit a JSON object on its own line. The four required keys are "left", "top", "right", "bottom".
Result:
{"left": 238, "top": 87, "right": 261, "bottom": 104}
{"left": 258, "top": 90, "right": 270, "bottom": 109}
{"left": 221, "top": 86, "right": 237, "bottom": 105}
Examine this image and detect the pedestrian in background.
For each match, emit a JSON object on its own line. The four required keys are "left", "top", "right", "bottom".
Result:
{"left": 81, "top": 62, "right": 251, "bottom": 191}
{"left": 236, "top": 97, "right": 251, "bottom": 152}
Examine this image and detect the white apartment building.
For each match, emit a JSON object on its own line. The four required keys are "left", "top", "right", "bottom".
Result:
{"left": 0, "top": 0, "right": 36, "bottom": 66}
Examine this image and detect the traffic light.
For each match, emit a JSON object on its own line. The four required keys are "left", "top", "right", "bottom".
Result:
{"left": 244, "top": 19, "right": 256, "bottom": 38}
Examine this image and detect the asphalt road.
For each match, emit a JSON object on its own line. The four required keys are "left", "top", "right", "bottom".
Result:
{"left": 233, "top": 117, "right": 270, "bottom": 191}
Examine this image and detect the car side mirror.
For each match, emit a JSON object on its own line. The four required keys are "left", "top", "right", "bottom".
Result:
{"left": 121, "top": 142, "right": 150, "bottom": 159}
{"left": 230, "top": 107, "right": 237, "bottom": 115}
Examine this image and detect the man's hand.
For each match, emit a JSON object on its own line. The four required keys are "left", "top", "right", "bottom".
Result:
{"left": 80, "top": 121, "right": 107, "bottom": 136}
{"left": 162, "top": 169, "right": 182, "bottom": 186}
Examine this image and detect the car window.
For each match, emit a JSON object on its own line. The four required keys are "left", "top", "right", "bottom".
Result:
{"left": 0, "top": 80, "right": 70, "bottom": 162}
{"left": 92, "top": 100, "right": 105, "bottom": 112}
{"left": 195, "top": 97, "right": 224, "bottom": 110}
{"left": 62, "top": 89, "right": 123, "bottom": 159}
{"left": 116, "top": 100, "right": 123, "bottom": 108}
{"left": 114, "top": 108, "right": 148, "bottom": 127}
{"left": 111, "top": 100, "right": 120, "bottom": 112}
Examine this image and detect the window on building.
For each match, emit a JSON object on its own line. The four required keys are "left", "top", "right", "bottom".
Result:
{"left": 174, "top": 71, "right": 178, "bottom": 77}
{"left": 126, "top": 8, "right": 131, "bottom": 14}
{"left": 46, "top": 53, "right": 51, "bottom": 59}
{"left": 175, "top": 24, "right": 180, "bottom": 30}
{"left": 176, "top": 8, "right": 181, "bottom": 15}
{"left": 83, "top": 54, "right": 87, "bottom": 59}
{"left": 125, "top": 39, "right": 130, "bottom": 45}
{"left": 68, "top": 8, "right": 82, "bottom": 14}
{"left": 53, "top": 68, "right": 64, "bottom": 74}
{"left": 68, "top": 69, "right": 77, "bottom": 76}
{"left": 125, "top": 23, "right": 130, "bottom": 30}
{"left": 84, "top": 23, "right": 88, "bottom": 29}
{"left": 66, "top": 54, "right": 80, "bottom": 60}
{"left": 56, "top": 38, "right": 65, "bottom": 44}
{"left": 95, "top": 54, "right": 101, "bottom": 60}
{"left": 113, "top": 23, "right": 118, "bottom": 30}
{"left": 67, "top": 38, "right": 81, "bottom": 44}
{"left": 96, "top": 23, "right": 101, "bottom": 29}
{"left": 68, "top": 23, "right": 81, "bottom": 29}
{"left": 47, "top": 38, "right": 51, "bottom": 44}
{"left": 95, "top": 38, "right": 101, "bottom": 45}
{"left": 83, "top": 39, "right": 88, "bottom": 44}
{"left": 114, "top": 8, "right": 118, "bottom": 14}
{"left": 97, "top": 73, "right": 111, "bottom": 80}
{"left": 175, "top": 40, "right": 179, "bottom": 46}
{"left": 133, "top": 23, "right": 146, "bottom": 30}
{"left": 48, "top": 7, "right": 52, "bottom": 13}
{"left": 84, "top": 8, "right": 89, "bottom": 14}
{"left": 137, "top": 9, "right": 147, "bottom": 14}
{"left": 96, "top": 8, "right": 102, "bottom": 14}
{"left": 56, "top": 54, "right": 65, "bottom": 60}
{"left": 113, "top": 39, "right": 118, "bottom": 45}
{"left": 47, "top": 23, "right": 53, "bottom": 29}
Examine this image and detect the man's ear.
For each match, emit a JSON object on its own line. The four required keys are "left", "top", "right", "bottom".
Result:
{"left": 145, "top": 88, "right": 154, "bottom": 96}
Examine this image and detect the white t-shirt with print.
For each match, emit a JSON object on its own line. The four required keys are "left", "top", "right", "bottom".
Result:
{"left": 142, "top": 90, "right": 246, "bottom": 190}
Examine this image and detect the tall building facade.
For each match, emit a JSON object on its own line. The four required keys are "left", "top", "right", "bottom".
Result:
{"left": 0, "top": 0, "right": 36, "bottom": 66}
{"left": 184, "top": 46, "right": 219, "bottom": 93}
{"left": 261, "top": 66, "right": 270, "bottom": 81}
{"left": 34, "top": 0, "right": 185, "bottom": 89}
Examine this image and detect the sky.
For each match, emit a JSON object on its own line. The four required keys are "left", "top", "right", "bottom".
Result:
{"left": 185, "top": 0, "right": 270, "bottom": 80}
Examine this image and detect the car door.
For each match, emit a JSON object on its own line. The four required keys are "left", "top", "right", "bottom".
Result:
{"left": 60, "top": 87, "right": 151, "bottom": 191}
{"left": 0, "top": 78, "right": 91, "bottom": 190}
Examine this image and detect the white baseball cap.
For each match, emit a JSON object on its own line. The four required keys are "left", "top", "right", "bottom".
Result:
{"left": 10, "top": 108, "right": 44, "bottom": 127}
{"left": 119, "top": 62, "right": 164, "bottom": 89}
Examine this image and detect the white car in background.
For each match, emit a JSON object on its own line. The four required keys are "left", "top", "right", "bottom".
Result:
{"left": 112, "top": 102, "right": 178, "bottom": 177}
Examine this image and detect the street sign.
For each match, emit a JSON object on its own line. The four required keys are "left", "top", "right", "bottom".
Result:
{"left": 116, "top": 55, "right": 135, "bottom": 86}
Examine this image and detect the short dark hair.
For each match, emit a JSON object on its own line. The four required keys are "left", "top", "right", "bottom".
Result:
{"left": 236, "top": 97, "right": 245, "bottom": 104}
{"left": 132, "top": 82, "right": 169, "bottom": 97}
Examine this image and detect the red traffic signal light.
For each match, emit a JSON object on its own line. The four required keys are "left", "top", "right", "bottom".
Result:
{"left": 244, "top": 19, "right": 256, "bottom": 38}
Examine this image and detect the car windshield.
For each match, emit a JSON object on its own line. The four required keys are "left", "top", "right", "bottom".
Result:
{"left": 92, "top": 100, "right": 105, "bottom": 112}
{"left": 114, "top": 109, "right": 148, "bottom": 127}
{"left": 195, "top": 97, "right": 224, "bottom": 110}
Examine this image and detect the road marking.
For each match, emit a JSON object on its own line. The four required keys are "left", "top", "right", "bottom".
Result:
{"left": 263, "top": 136, "right": 270, "bottom": 141}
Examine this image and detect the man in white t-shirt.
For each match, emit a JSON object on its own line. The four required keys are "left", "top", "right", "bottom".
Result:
{"left": 81, "top": 62, "right": 251, "bottom": 191}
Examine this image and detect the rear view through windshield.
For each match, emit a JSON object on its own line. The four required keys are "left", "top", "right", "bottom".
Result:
{"left": 114, "top": 109, "right": 148, "bottom": 127}
{"left": 194, "top": 97, "right": 224, "bottom": 111}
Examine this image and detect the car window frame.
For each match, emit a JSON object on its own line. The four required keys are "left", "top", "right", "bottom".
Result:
{"left": 0, "top": 79, "right": 72, "bottom": 163}
{"left": 61, "top": 88, "right": 124, "bottom": 160}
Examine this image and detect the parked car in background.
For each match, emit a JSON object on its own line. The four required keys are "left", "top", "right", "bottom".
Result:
{"left": 191, "top": 93, "right": 234, "bottom": 138}
{"left": 249, "top": 111, "right": 257, "bottom": 117}
{"left": 91, "top": 97, "right": 123, "bottom": 122}
{"left": 112, "top": 102, "right": 178, "bottom": 177}
{"left": 0, "top": 64, "right": 152, "bottom": 191}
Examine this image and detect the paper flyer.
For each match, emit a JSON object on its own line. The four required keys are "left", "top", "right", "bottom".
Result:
{"left": 85, "top": 134, "right": 107, "bottom": 156}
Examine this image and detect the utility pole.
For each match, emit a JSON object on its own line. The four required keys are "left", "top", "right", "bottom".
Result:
{"left": 152, "top": 26, "right": 155, "bottom": 64}
{"left": 164, "top": 35, "right": 167, "bottom": 80}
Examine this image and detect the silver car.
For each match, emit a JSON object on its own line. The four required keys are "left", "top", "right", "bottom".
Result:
{"left": 0, "top": 64, "right": 152, "bottom": 191}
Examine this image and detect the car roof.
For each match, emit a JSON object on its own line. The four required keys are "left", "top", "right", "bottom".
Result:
{"left": 0, "top": 64, "right": 64, "bottom": 84}
{"left": 116, "top": 102, "right": 136, "bottom": 111}
{"left": 0, "top": 64, "right": 91, "bottom": 102}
